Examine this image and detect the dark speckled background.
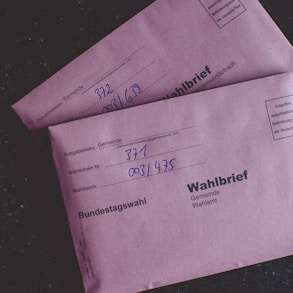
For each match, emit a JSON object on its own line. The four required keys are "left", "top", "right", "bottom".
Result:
{"left": 1, "top": 1, "right": 292, "bottom": 292}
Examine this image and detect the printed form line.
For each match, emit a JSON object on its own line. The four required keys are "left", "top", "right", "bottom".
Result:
{"left": 143, "top": 74, "right": 167, "bottom": 93}
{"left": 81, "top": 46, "right": 145, "bottom": 95}
{"left": 113, "top": 59, "right": 158, "bottom": 91}
{"left": 64, "top": 46, "right": 144, "bottom": 103}
{"left": 99, "top": 125, "right": 198, "bottom": 149}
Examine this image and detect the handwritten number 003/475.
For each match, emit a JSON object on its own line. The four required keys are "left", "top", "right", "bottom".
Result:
{"left": 128, "top": 159, "right": 175, "bottom": 177}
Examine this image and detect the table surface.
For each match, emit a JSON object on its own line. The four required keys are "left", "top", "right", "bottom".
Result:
{"left": 1, "top": 1, "right": 292, "bottom": 292}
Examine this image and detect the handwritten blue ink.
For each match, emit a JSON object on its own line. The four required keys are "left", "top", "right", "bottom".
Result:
{"left": 125, "top": 144, "right": 147, "bottom": 161}
{"left": 102, "top": 83, "right": 141, "bottom": 113}
{"left": 128, "top": 158, "right": 175, "bottom": 178}
{"left": 95, "top": 83, "right": 113, "bottom": 100}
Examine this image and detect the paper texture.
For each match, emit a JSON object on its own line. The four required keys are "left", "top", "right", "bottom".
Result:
{"left": 49, "top": 72, "right": 293, "bottom": 293}
{"left": 13, "top": 0, "right": 293, "bottom": 150}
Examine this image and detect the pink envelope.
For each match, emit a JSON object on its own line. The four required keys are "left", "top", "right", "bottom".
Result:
{"left": 49, "top": 72, "right": 293, "bottom": 293}
{"left": 12, "top": 0, "right": 293, "bottom": 150}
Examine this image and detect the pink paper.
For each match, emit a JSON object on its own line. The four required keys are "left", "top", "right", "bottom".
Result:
{"left": 12, "top": 0, "right": 293, "bottom": 150}
{"left": 49, "top": 72, "right": 293, "bottom": 293}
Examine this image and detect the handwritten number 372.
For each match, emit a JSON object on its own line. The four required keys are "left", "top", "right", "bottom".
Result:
{"left": 95, "top": 83, "right": 113, "bottom": 100}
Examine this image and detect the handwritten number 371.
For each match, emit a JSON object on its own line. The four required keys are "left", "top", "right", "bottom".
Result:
{"left": 125, "top": 144, "right": 147, "bottom": 161}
